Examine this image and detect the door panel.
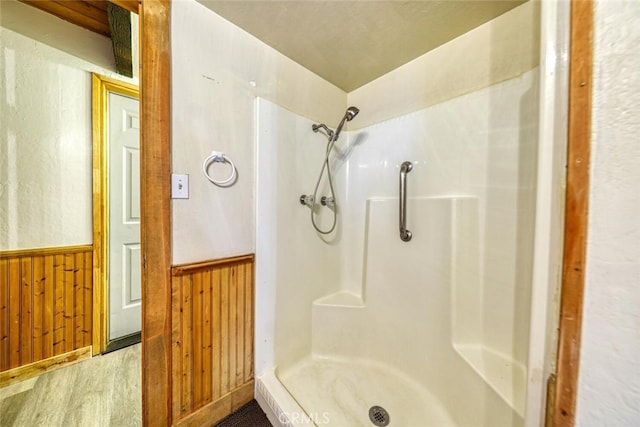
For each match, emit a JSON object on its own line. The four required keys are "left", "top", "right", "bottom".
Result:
{"left": 108, "top": 92, "right": 141, "bottom": 341}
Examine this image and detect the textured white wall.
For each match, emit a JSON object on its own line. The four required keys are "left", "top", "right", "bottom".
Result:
{"left": 1, "top": 2, "right": 138, "bottom": 251}
{"left": 170, "top": 0, "right": 345, "bottom": 265}
{"left": 576, "top": 1, "right": 640, "bottom": 425}
{"left": 0, "top": 28, "right": 92, "bottom": 250}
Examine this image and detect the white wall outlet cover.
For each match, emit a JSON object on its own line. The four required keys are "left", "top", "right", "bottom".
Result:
{"left": 172, "top": 174, "right": 189, "bottom": 199}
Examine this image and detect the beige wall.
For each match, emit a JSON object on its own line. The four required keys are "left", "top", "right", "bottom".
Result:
{"left": 0, "top": 3, "right": 136, "bottom": 251}
{"left": 170, "top": 0, "right": 345, "bottom": 265}
{"left": 349, "top": 1, "right": 540, "bottom": 129}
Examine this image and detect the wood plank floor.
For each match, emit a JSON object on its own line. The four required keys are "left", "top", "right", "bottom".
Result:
{"left": 0, "top": 344, "right": 141, "bottom": 426}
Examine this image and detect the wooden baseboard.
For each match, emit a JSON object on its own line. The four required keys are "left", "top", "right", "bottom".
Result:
{"left": 176, "top": 380, "right": 254, "bottom": 427}
{"left": 0, "top": 346, "right": 92, "bottom": 388}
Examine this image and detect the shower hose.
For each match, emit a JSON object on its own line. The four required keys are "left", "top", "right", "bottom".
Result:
{"left": 310, "top": 137, "right": 338, "bottom": 235}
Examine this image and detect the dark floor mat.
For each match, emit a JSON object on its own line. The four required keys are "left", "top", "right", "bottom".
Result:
{"left": 215, "top": 400, "right": 272, "bottom": 427}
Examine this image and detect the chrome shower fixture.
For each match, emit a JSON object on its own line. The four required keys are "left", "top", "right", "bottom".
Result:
{"left": 299, "top": 194, "right": 314, "bottom": 207}
{"left": 311, "top": 106, "right": 360, "bottom": 143}
{"left": 333, "top": 106, "right": 359, "bottom": 142}
{"left": 320, "top": 196, "right": 335, "bottom": 208}
{"left": 311, "top": 123, "right": 334, "bottom": 140}
{"left": 305, "top": 106, "right": 360, "bottom": 235}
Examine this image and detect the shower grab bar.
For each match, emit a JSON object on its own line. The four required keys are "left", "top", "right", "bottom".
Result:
{"left": 399, "top": 161, "right": 413, "bottom": 242}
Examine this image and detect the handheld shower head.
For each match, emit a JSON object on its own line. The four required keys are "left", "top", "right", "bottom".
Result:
{"left": 333, "top": 106, "right": 360, "bottom": 142}
{"left": 345, "top": 106, "right": 360, "bottom": 121}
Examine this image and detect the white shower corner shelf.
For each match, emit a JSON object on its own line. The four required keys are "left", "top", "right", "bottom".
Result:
{"left": 453, "top": 343, "right": 527, "bottom": 418}
{"left": 313, "top": 291, "right": 364, "bottom": 308}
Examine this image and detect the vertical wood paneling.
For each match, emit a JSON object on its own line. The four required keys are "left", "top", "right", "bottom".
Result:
{"left": 244, "top": 262, "right": 254, "bottom": 382}
{"left": 211, "top": 267, "right": 222, "bottom": 400}
{"left": 171, "top": 273, "right": 183, "bottom": 422}
{"left": 228, "top": 266, "right": 237, "bottom": 392}
{"left": 220, "top": 266, "right": 230, "bottom": 396}
{"left": 0, "top": 259, "right": 8, "bottom": 368}
{"left": 74, "top": 252, "right": 84, "bottom": 349}
{"left": 64, "top": 254, "right": 75, "bottom": 353}
{"left": 171, "top": 255, "right": 255, "bottom": 424}
{"left": 192, "top": 271, "right": 203, "bottom": 409}
{"left": 43, "top": 255, "right": 55, "bottom": 359}
{"left": 20, "top": 258, "right": 33, "bottom": 365}
{"left": 53, "top": 254, "right": 64, "bottom": 355}
{"left": 202, "top": 270, "right": 212, "bottom": 404}
{"left": 181, "top": 274, "right": 193, "bottom": 416}
{"left": 33, "top": 256, "right": 44, "bottom": 361}
{"left": 236, "top": 264, "right": 245, "bottom": 387}
{"left": 0, "top": 246, "right": 93, "bottom": 373}
{"left": 9, "top": 258, "right": 20, "bottom": 369}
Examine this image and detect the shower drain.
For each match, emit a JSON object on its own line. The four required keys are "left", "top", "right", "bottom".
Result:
{"left": 368, "top": 406, "right": 390, "bottom": 426}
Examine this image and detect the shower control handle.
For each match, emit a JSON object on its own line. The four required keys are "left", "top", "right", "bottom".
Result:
{"left": 299, "top": 194, "right": 314, "bottom": 207}
{"left": 321, "top": 196, "right": 335, "bottom": 207}
{"left": 399, "top": 161, "right": 413, "bottom": 242}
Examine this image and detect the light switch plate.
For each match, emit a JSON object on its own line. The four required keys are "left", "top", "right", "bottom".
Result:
{"left": 171, "top": 174, "right": 189, "bottom": 199}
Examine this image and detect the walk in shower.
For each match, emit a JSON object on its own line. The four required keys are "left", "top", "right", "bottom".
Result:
{"left": 254, "top": 1, "right": 567, "bottom": 426}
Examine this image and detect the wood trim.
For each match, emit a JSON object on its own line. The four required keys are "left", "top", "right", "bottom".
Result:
{"left": 19, "top": 0, "right": 111, "bottom": 37}
{"left": 175, "top": 381, "right": 254, "bottom": 427}
{"left": 0, "top": 347, "right": 91, "bottom": 388}
{"left": 109, "top": 0, "right": 140, "bottom": 14}
{"left": 91, "top": 74, "right": 140, "bottom": 356}
{"left": 140, "top": 0, "right": 172, "bottom": 425}
{"left": 171, "top": 254, "right": 255, "bottom": 276}
{"left": 0, "top": 245, "right": 93, "bottom": 259}
{"left": 553, "top": 0, "right": 593, "bottom": 425}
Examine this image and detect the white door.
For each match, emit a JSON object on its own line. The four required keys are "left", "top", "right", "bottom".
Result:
{"left": 108, "top": 92, "right": 141, "bottom": 340}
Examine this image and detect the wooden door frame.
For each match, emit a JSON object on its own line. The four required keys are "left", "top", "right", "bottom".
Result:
{"left": 550, "top": 0, "right": 593, "bottom": 425}
{"left": 138, "top": 0, "right": 593, "bottom": 425}
{"left": 139, "top": 0, "right": 173, "bottom": 425}
{"left": 91, "top": 74, "right": 140, "bottom": 356}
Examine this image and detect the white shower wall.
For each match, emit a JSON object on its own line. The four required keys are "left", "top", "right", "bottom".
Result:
{"left": 257, "top": 66, "right": 539, "bottom": 425}
{"left": 255, "top": 99, "right": 343, "bottom": 375}
{"left": 335, "top": 69, "right": 539, "bottom": 355}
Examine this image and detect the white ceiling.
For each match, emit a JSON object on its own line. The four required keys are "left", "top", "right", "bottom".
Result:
{"left": 197, "top": 0, "right": 526, "bottom": 92}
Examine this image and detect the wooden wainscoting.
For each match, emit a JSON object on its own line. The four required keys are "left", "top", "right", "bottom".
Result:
{"left": 171, "top": 255, "right": 255, "bottom": 426}
{"left": 0, "top": 246, "right": 93, "bottom": 376}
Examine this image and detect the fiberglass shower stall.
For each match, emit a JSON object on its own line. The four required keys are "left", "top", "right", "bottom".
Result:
{"left": 254, "top": 1, "right": 567, "bottom": 426}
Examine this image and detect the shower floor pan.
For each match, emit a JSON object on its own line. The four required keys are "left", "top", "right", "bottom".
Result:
{"left": 276, "top": 356, "right": 456, "bottom": 427}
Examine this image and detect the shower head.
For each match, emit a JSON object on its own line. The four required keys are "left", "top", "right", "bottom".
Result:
{"left": 333, "top": 106, "right": 360, "bottom": 142}
{"left": 345, "top": 106, "right": 360, "bottom": 121}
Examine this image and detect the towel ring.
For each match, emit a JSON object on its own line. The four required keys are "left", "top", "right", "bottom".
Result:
{"left": 202, "top": 151, "right": 237, "bottom": 187}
